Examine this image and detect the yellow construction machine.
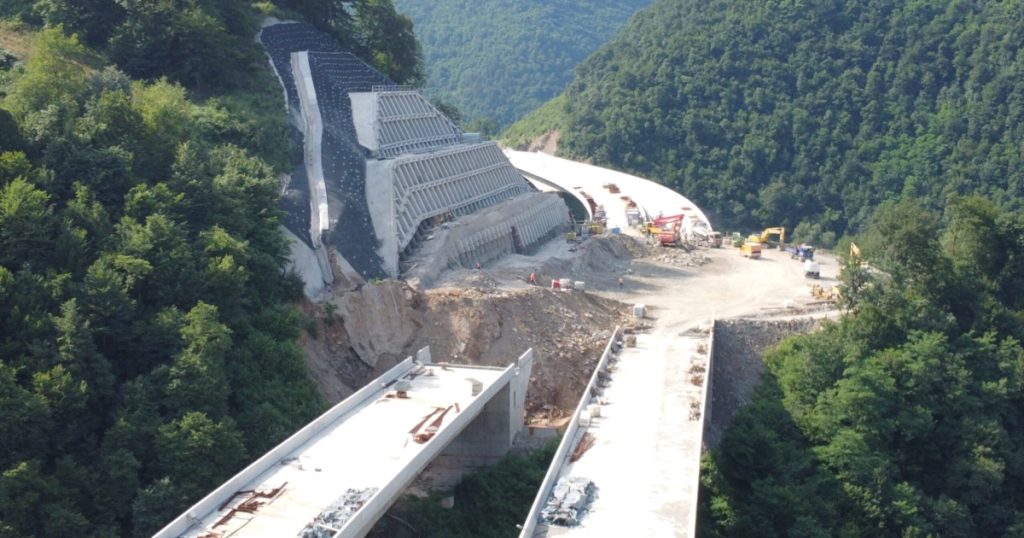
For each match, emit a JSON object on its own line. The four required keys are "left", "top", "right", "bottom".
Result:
{"left": 758, "top": 227, "right": 786, "bottom": 249}
{"left": 740, "top": 242, "right": 762, "bottom": 259}
{"left": 810, "top": 283, "right": 840, "bottom": 301}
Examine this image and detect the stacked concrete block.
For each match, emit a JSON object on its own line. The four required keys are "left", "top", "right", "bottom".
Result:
{"left": 373, "top": 91, "right": 463, "bottom": 157}
{"left": 265, "top": 22, "right": 565, "bottom": 282}
{"left": 451, "top": 194, "right": 570, "bottom": 268}
{"left": 391, "top": 142, "right": 532, "bottom": 252}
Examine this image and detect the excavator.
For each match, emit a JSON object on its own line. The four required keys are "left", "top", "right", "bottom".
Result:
{"left": 758, "top": 227, "right": 786, "bottom": 249}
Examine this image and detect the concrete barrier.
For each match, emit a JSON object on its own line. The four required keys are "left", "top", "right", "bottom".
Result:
{"left": 689, "top": 319, "right": 715, "bottom": 537}
{"left": 518, "top": 327, "right": 622, "bottom": 538}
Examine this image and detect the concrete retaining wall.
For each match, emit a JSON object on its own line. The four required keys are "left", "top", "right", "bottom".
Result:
{"left": 705, "top": 318, "right": 822, "bottom": 449}
{"left": 518, "top": 327, "right": 622, "bottom": 538}
{"left": 388, "top": 142, "right": 532, "bottom": 254}
{"left": 452, "top": 193, "right": 569, "bottom": 268}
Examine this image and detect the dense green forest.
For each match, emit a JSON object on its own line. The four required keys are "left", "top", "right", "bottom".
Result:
{"left": 392, "top": 0, "right": 650, "bottom": 131}
{"left": 508, "top": 0, "right": 1024, "bottom": 245}
{"left": 0, "top": 1, "right": 420, "bottom": 536}
{"left": 700, "top": 196, "right": 1024, "bottom": 536}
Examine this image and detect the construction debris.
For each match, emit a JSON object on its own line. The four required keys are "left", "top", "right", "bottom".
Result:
{"left": 571, "top": 432, "right": 596, "bottom": 462}
{"left": 409, "top": 405, "right": 458, "bottom": 444}
{"left": 300, "top": 488, "right": 378, "bottom": 538}
{"left": 542, "top": 476, "right": 596, "bottom": 527}
{"left": 209, "top": 483, "right": 288, "bottom": 530}
{"left": 689, "top": 400, "right": 702, "bottom": 421}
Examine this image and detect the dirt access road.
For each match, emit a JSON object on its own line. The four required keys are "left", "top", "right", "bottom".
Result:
{"left": 478, "top": 236, "right": 840, "bottom": 328}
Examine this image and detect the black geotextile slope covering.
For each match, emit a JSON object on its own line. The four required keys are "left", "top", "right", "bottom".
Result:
{"left": 259, "top": 23, "right": 390, "bottom": 279}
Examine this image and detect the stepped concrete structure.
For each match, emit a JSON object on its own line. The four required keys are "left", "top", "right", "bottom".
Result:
{"left": 155, "top": 347, "right": 534, "bottom": 538}
{"left": 365, "top": 142, "right": 539, "bottom": 275}
{"left": 260, "top": 22, "right": 570, "bottom": 293}
{"left": 350, "top": 90, "right": 463, "bottom": 158}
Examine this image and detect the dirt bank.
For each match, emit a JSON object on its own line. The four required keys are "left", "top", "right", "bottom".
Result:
{"left": 301, "top": 279, "right": 630, "bottom": 412}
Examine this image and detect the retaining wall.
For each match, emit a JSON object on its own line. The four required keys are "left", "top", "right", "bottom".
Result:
{"left": 452, "top": 193, "right": 570, "bottom": 268}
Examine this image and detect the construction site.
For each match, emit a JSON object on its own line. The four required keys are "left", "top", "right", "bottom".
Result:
{"left": 155, "top": 21, "right": 845, "bottom": 538}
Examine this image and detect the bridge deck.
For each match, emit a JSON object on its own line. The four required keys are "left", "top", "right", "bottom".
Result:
{"left": 541, "top": 331, "right": 708, "bottom": 537}
{"left": 169, "top": 359, "right": 509, "bottom": 538}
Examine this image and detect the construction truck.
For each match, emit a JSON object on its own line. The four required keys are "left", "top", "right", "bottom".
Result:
{"left": 645, "top": 213, "right": 685, "bottom": 237}
{"left": 804, "top": 259, "right": 820, "bottom": 278}
{"left": 786, "top": 244, "right": 815, "bottom": 261}
{"left": 625, "top": 207, "right": 642, "bottom": 227}
{"left": 709, "top": 231, "right": 723, "bottom": 248}
{"left": 740, "top": 242, "right": 762, "bottom": 258}
{"left": 658, "top": 221, "right": 684, "bottom": 247}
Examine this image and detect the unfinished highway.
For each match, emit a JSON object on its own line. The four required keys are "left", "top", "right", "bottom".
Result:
{"left": 156, "top": 20, "right": 839, "bottom": 538}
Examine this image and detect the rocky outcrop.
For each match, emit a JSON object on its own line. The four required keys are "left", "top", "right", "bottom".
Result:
{"left": 333, "top": 281, "right": 420, "bottom": 368}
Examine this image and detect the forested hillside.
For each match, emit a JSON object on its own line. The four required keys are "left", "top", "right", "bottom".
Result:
{"left": 393, "top": 0, "right": 650, "bottom": 130}
{"left": 517, "top": 0, "right": 1024, "bottom": 244}
{"left": 700, "top": 197, "right": 1024, "bottom": 536}
{"left": 0, "top": 1, "right": 420, "bottom": 536}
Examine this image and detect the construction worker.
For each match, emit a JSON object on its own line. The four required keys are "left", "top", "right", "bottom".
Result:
{"left": 529, "top": 271, "right": 537, "bottom": 285}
